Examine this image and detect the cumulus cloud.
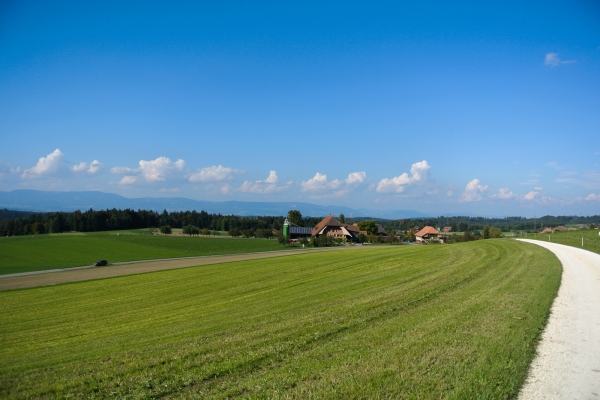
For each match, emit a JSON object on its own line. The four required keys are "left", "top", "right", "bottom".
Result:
{"left": 585, "top": 193, "right": 600, "bottom": 201}
{"left": 119, "top": 176, "right": 137, "bottom": 185}
{"left": 111, "top": 157, "right": 185, "bottom": 182}
{"left": 71, "top": 162, "right": 87, "bottom": 172}
{"left": 346, "top": 171, "right": 366, "bottom": 184}
{"left": 376, "top": 160, "right": 430, "bottom": 193}
{"left": 301, "top": 172, "right": 343, "bottom": 191}
{"left": 188, "top": 165, "right": 244, "bottom": 182}
{"left": 239, "top": 170, "right": 289, "bottom": 194}
{"left": 461, "top": 179, "right": 488, "bottom": 202}
{"left": 72, "top": 160, "right": 103, "bottom": 174}
{"left": 22, "top": 149, "right": 64, "bottom": 178}
{"left": 300, "top": 170, "right": 366, "bottom": 198}
{"left": 88, "top": 160, "right": 103, "bottom": 174}
{"left": 492, "top": 188, "right": 514, "bottom": 199}
{"left": 524, "top": 187, "right": 543, "bottom": 201}
{"left": 139, "top": 157, "right": 185, "bottom": 182}
{"left": 544, "top": 53, "right": 576, "bottom": 67}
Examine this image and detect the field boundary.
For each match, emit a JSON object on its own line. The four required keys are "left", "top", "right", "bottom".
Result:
{"left": 0, "top": 246, "right": 364, "bottom": 291}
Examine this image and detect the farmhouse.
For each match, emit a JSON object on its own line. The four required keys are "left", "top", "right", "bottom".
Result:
{"left": 375, "top": 223, "right": 388, "bottom": 237}
{"left": 311, "top": 215, "right": 368, "bottom": 242}
{"left": 415, "top": 226, "right": 443, "bottom": 243}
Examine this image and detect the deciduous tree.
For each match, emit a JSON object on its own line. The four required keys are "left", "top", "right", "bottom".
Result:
{"left": 287, "top": 210, "right": 302, "bottom": 226}
{"left": 357, "top": 220, "right": 378, "bottom": 235}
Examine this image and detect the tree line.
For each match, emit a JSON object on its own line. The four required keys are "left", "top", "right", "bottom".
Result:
{"left": 0, "top": 208, "right": 324, "bottom": 237}
{"left": 1, "top": 207, "right": 598, "bottom": 237}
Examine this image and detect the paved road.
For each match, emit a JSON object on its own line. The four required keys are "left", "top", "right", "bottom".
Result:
{"left": 517, "top": 239, "right": 600, "bottom": 399}
{"left": 0, "top": 246, "right": 362, "bottom": 291}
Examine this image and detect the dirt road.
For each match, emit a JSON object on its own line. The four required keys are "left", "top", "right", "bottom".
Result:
{"left": 0, "top": 246, "right": 360, "bottom": 291}
{"left": 517, "top": 239, "right": 600, "bottom": 399}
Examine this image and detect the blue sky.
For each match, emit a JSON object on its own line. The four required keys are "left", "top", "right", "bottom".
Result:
{"left": 1, "top": 1, "right": 599, "bottom": 217}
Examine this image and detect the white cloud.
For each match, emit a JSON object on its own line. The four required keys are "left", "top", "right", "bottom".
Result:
{"left": 376, "top": 160, "right": 431, "bottom": 193}
{"left": 72, "top": 160, "right": 103, "bottom": 174}
{"left": 22, "top": 149, "right": 64, "bottom": 178}
{"left": 301, "top": 170, "right": 367, "bottom": 195}
{"left": 111, "top": 157, "right": 186, "bottom": 182}
{"left": 110, "top": 166, "right": 137, "bottom": 174}
{"left": 71, "top": 162, "right": 88, "bottom": 172}
{"left": 524, "top": 187, "right": 543, "bottom": 201}
{"left": 88, "top": 160, "right": 103, "bottom": 174}
{"left": 346, "top": 171, "right": 366, "bottom": 184}
{"left": 544, "top": 53, "right": 576, "bottom": 67}
{"left": 264, "top": 170, "right": 279, "bottom": 184}
{"left": 188, "top": 165, "right": 244, "bottom": 182}
{"left": 119, "top": 176, "right": 137, "bottom": 185}
{"left": 139, "top": 157, "right": 185, "bottom": 182}
{"left": 493, "top": 188, "right": 514, "bottom": 199}
{"left": 239, "top": 170, "right": 289, "bottom": 194}
{"left": 585, "top": 193, "right": 600, "bottom": 201}
{"left": 301, "top": 172, "right": 343, "bottom": 191}
{"left": 461, "top": 179, "right": 488, "bottom": 202}
{"left": 545, "top": 161, "right": 562, "bottom": 170}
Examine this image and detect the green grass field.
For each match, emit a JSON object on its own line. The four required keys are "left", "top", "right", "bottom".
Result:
{"left": 0, "top": 240, "right": 561, "bottom": 398}
{"left": 524, "top": 229, "right": 600, "bottom": 255}
{"left": 0, "top": 231, "right": 283, "bottom": 275}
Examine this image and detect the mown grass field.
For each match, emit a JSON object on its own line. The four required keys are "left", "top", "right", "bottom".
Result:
{"left": 0, "top": 240, "right": 561, "bottom": 398}
{"left": 0, "top": 231, "right": 283, "bottom": 275}
{"left": 524, "top": 229, "right": 600, "bottom": 255}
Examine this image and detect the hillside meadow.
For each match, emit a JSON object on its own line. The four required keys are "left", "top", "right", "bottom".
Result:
{"left": 0, "top": 240, "right": 561, "bottom": 398}
{"left": 0, "top": 230, "right": 283, "bottom": 275}
{"left": 525, "top": 228, "right": 600, "bottom": 255}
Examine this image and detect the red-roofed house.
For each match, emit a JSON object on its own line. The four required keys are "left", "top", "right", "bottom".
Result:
{"left": 415, "top": 226, "right": 443, "bottom": 243}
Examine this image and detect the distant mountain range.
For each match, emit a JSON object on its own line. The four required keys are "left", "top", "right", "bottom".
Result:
{"left": 0, "top": 190, "right": 434, "bottom": 219}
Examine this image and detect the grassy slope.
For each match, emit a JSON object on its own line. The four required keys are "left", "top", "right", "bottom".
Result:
{"left": 0, "top": 240, "right": 561, "bottom": 399}
{"left": 524, "top": 229, "right": 600, "bottom": 255}
{"left": 0, "top": 231, "right": 283, "bottom": 275}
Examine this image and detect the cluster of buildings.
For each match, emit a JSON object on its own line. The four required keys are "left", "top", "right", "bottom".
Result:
{"left": 540, "top": 224, "right": 596, "bottom": 234}
{"left": 285, "top": 215, "right": 387, "bottom": 242}
{"left": 284, "top": 215, "right": 445, "bottom": 244}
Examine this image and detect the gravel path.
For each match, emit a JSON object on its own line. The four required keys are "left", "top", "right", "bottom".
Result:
{"left": 0, "top": 246, "right": 361, "bottom": 291}
{"left": 517, "top": 239, "right": 600, "bottom": 399}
